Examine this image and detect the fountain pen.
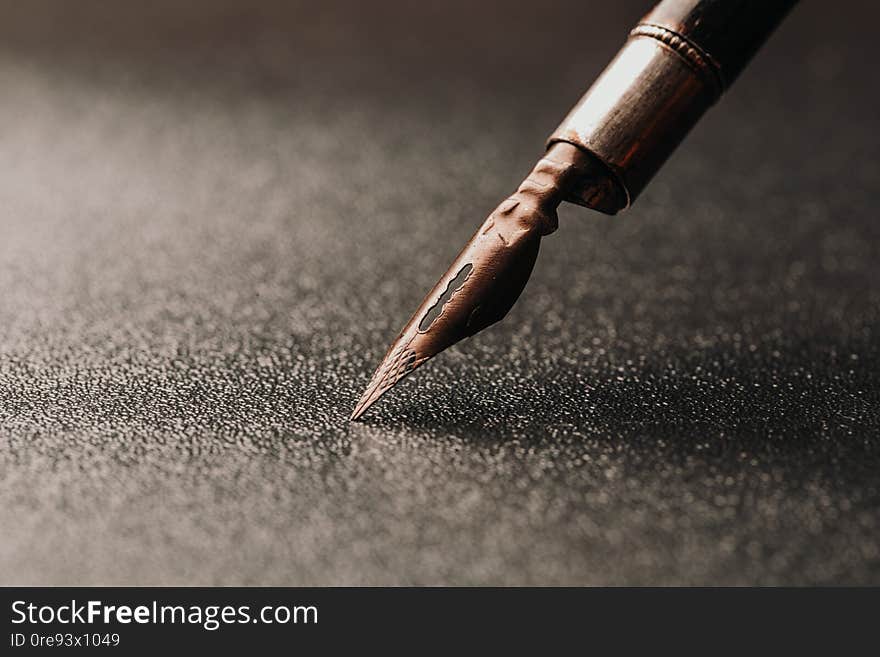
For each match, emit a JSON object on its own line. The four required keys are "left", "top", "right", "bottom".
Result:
{"left": 351, "top": 0, "right": 797, "bottom": 420}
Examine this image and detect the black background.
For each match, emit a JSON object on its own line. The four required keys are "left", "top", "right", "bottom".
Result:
{"left": 0, "top": 1, "right": 878, "bottom": 585}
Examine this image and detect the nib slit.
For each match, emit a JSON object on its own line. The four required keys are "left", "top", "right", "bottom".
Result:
{"left": 350, "top": 346, "right": 421, "bottom": 421}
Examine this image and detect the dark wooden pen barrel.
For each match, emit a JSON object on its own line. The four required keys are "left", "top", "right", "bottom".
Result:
{"left": 549, "top": 0, "right": 797, "bottom": 214}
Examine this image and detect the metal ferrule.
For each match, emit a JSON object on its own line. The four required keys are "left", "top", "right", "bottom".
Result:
{"left": 549, "top": 0, "right": 795, "bottom": 214}
{"left": 549, "top": 26, "right": 719, "bottom": 213}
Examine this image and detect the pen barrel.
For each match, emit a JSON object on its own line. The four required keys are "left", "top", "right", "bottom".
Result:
{"left": 549, "top": 0, "right": 796, "bottom": 214}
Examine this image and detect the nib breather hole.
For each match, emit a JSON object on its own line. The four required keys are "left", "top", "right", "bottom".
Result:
{"left": 418, "top": 263, "right": 473, "bottom": 332}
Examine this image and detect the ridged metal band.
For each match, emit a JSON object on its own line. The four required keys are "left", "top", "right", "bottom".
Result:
{"left": 630, "top": 23, "right": 725, "bottom": 99}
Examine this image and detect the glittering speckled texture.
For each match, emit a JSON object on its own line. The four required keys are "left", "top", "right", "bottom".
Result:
{"left": 1, "top": 0, "right": 879, "bottom": 585}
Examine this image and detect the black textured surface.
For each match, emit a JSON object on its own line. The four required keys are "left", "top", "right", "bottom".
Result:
{"left": 1, "top": 0, "right": 879, "bottom": 585}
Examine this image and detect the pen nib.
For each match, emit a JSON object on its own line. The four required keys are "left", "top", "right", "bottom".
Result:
{"left": 351, "top": 144, "right": 600, "bottom": 420}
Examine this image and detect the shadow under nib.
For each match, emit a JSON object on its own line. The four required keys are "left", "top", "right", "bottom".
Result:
{"left": 350, "top": 144, "right": 603, "bottom": 421}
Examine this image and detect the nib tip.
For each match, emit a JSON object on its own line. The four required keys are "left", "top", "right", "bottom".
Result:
{"left": 349, "top": 404, "right": 366, "bottom": 422}
{"left": 349, "top": 347, "right": 424, "bottom": 421}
